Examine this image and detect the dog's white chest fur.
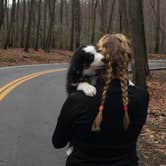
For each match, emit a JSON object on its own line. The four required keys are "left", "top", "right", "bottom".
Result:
{"left": 77, "top": 79, "right": 135, "bottom": 97}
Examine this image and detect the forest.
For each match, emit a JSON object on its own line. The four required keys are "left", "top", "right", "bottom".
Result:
{"left": 0, "top": 0, "right": 166, "bottom": 53}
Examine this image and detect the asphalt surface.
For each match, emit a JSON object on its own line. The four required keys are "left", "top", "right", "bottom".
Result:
{"left": 0, "top": 60, "right": 166, "bottom": 166}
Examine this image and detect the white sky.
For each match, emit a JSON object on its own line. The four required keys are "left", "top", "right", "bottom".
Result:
{"left": 8, "top": 0, "right": 21, "bottom": 6}
{"left": 9, "top": 0, "right": 19, "bottom": 5}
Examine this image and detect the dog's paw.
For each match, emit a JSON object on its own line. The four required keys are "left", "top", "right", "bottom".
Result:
{"left": 66, "top": 146, "right": 73, "bottom": 156}
{"left": 77, "top": 82, "right": 96, "bottom": 96}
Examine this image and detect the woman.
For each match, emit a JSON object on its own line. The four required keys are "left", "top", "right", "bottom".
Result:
{"left": 52, "top": 34, "right": 149, "bottom": 166}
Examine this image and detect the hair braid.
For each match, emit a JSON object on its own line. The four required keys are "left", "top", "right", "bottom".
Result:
{"left": 115, "top": 34, "right": 131, "bottom": 129}
{"left": 93, "top": 33, "right": 132, "bottom": 132}
{"left": 119, "top": 64, "right": 130, "bottom": 130}
{"left": 92, "top": 54, "right": 113, "bottom": 132}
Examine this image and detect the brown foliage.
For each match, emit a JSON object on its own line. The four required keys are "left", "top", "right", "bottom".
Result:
{"left": 137, "top": 70, "right": 166, "bottom": 165}
{"left": 0, "top": 48, "right": 72, "bottom": 67}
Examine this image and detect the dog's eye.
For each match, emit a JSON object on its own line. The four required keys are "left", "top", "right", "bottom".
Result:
{"left": 89, "top": 54, "right": 94, "bottom": 61}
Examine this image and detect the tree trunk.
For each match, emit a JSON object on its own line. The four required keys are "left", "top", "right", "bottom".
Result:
{"left": 119, "top": 7, "right": 122, "bottom": 32}
{"left": 4, "top": 0, "right": 16, "bottom": 49}
{"left": 91, "top": 0, "right": 98, "bottom": 43}
{"left": 45, "top": 0, "right": 56, "bottom": 52}
{"left": 59, "top": 0, "right": 64, "bottom": 49}
{"left": 14, "top": 0, "right": 20, "bottom": 47}
{"left": 119, "top": 0, "right": 128, "bottom": 35}
{"left": 128, "top": 0, "right": 149, "bottom": 87}
{"left": 87, "top": 0, "right": 91, "bottom": 34}
{"left": 35, "top": 0, "right": 41, "bottom": 51}
{"left": 43, "top": 0, "right": 48, "bottom": 49}
{"left": 20, "top": 0, "right": 26, "bottom": 48}
{"left": 107, "top": 0, "right": 116, "bottom": 33}
{"left": 69, "top": 0, "right": 75, "bottom": 51}
{"left": 74, "top": 0, "right": 81, "bottom": 49}
{"left": 99, "top": 0, "right": 108, "bottom": 34}
{"left": 24, "top": 0, "right": 34, "bottom": 52}
{"left": 0, "top": 0, "right": 4, "bottom": 30}
{"left": 155, "top": 0, "right": 160, "bottom": 53}
{"left": 64, "top": 0, "right": 69, "bottom": 49}
{"left": 160, "top": 3, "right": 165, "bottom": 53}
{"left": 4, "top": 0, "right": 9, "bottom": 31}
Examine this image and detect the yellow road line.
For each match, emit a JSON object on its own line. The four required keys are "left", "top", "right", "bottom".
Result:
{"left": 0, "top": 71, "right": 44, "bottom": 93}
{"left": 0, "top": 68, "right": 67, "bottom": 101}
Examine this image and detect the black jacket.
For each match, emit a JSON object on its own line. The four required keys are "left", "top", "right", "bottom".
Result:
{"left": 52, "top": 79, "right": 149, "bottom": 166}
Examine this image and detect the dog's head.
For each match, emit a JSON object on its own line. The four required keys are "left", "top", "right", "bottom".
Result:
{"left": 71, "top": 45, "right": 105, "bottom": 77}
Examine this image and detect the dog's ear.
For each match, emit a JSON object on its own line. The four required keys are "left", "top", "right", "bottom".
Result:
{"left": 71, "top": 50, "right": 84, "bottom": 74}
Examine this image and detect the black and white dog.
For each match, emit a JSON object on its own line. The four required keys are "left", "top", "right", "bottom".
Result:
{"left": 66, "top": 45, "right": 134, "bottom": 96}
{"left": 66, "top": 45, "right": 105, "bottom": 96}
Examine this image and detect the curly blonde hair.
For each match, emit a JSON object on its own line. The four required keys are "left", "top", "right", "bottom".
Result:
{"left": 92, "top": 34, "right": 132, "bottom": 132}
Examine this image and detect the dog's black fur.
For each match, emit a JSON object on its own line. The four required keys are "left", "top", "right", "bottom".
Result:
{"left": 66, "top": 45, "right": 104, "bottom": 95}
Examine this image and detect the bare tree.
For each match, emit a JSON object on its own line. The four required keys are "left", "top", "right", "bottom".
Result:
{"left": 59, "top": 0, "right": 64, "bottom": 48}
{"left": 128, "top": 0, "right": 149, "bottom": 87}
{"left": 45, "top": 0, "right": 57, "bottom": 52}
{"left": 4, "top": 0, "right": 9, "bottom": 31}
{"left": 14, "top": 0, "right": 20, "bottom": 47}
{"left": 119, "top": 0, "right": 128, "bottom": 35}
{"left": 35, "top": 0, "right": 42, "bottom": 51}
{"left": 20, "top": 0, "right": 26, "bottom": 48}
{"left": 24, "top": 0, "right": 34, "bottom": 52}
{"left": 107, "top": 0, "right": 116, "bottom": 33}
{"left": 160, "top": 1, "right": 166, "bottom": 52}
{"left": 69, "top": 0, "right": 75, "bottom": 50}
{"left": 4, "top": 0, "right": 16, "bottom": 49}
{"left": 91, "top": 0, "right": 98, "bottom": 43}
{"left": 64, "top": 0, "right": 69, "bottom": 49}
{"left": 87, "top": 0, "right": 91, "bottom": 34}
{"left": 0, "top": 0, "right": 4, "bottom": 30}
{"left": 43, "top": 0, "right": 48, "bottom": 49}
{"left": 155, "top": 0, "right": 160, "bottom": 53}
{"left": 98, "top": 0, "right": 109, "bottom": 34}
{"left": 74, "top": 0, "right": 81, "bottom": 49}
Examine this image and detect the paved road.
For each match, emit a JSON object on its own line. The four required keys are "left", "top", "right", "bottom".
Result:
{"left": 0, "top": 60, "right": 165, "bottom": 166}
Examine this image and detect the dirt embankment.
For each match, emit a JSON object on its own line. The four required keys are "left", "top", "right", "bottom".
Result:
{"left": 0, "top": 48, "right": 166, "bottom": 67}
{"left": 0, "top": 48, "right": 72, "bottom": 67}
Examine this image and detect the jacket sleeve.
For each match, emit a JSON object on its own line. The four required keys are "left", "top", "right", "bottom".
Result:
{"left": 128, "top": 88, "right": 150, "bottom": 139}
{"left": 52, "top": 93, "right": 86, "bottom": 149}
{"left": 136, "top": 88, "right": 150, "bottom": 126}
{"left": 52, "top": 96, "right": 75, "bottom": 149}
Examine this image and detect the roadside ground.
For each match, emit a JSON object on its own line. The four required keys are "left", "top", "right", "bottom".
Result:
{"left": 0, "top": 48, "right": 72, "bottom": 67}
{"left": 0, "top": 48, "right": 165, "bottom": 67}
{"left": 138, "top": 70, "right": 166, "bottom": 166}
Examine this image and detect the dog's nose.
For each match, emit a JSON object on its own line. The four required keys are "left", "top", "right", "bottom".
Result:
{"left": 101, "top": 58, "right": 106, "bottom": 63}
